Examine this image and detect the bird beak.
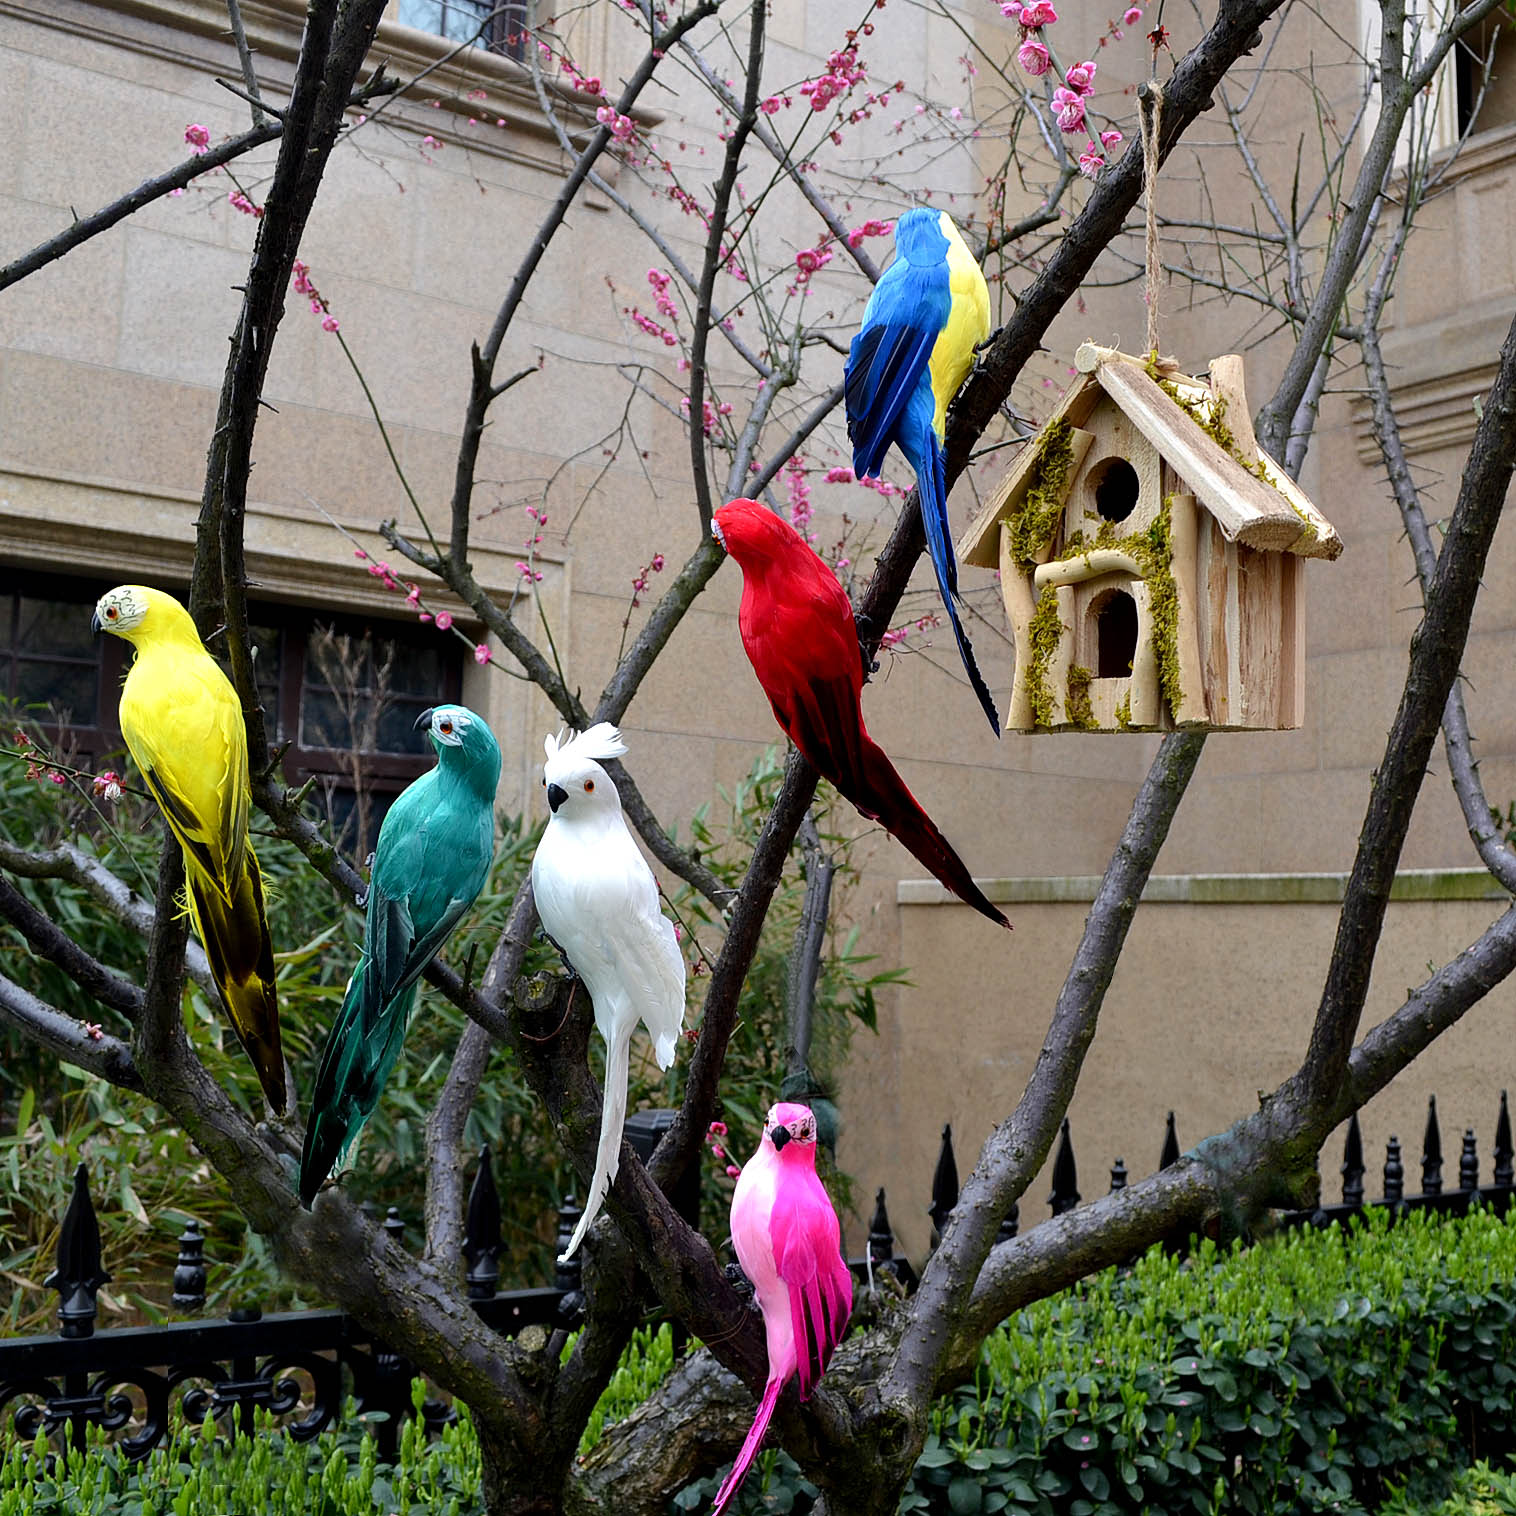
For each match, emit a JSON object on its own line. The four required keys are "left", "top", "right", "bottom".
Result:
{"left": 90, "top": 610, "right": 102, "bottom": 635}
{"left": 769, "top": 1125, "right": 791, "bottom": 1151}
{"left": 414, "top": 707, "right": 435, "bottom": 732}
{"left": 711, "top": 516, "right": 727, "bottom": 553}
{"left": 546, "top": 782, "right": 569, "bottom": 813}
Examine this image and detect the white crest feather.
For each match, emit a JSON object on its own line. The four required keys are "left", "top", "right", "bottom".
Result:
{"left": 553, "top": 722, "right": 628, "bottom": 766}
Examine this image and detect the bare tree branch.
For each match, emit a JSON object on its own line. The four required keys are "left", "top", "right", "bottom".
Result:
{"left": 0, "top": 972, "right": 143, "bottom": 1091}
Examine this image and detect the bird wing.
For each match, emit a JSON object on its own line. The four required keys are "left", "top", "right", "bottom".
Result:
{"left": 365, "top": 771, "right": 493, "bottom": 1005}
{"left": 845, "top": 259, "right": 953, "bottom": 480}
{"left": 772, "top": 1169, "right": 852, "bottom": 1400}
{"left": 119, "top": 648, "right": 249, "bottom": 897}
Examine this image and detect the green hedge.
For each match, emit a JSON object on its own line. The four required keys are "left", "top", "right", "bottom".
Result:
{"left": 903, "top": 1203, "right": 1516, "bottom": 1516}
{"left": 10, "top": 1206, "right": 1516, "bottom": 1515}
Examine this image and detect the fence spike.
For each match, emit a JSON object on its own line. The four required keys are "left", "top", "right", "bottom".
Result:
{"left": 1383, "top": 1134, "right": 1404, "bottom": 1206}
{"left": 1048, "top": 1118, "right": 1080, "bottom": 1216}
{"left": 1160, "top": 1111, "right": 1180, "bottom": 1170}
{"left": 463, "top": 1145, "right": 502, "bottom": 1300}
{"left": 1109, "top": 1157, "right": 1128, "bottom": 1194}
{"left": 554, "top": 1195, "right": 586, "bottom": 1325}
{"left": 928, "top": 1124, "right": 958, "bottom": 1245}
{"left": 383, "top": 1207, "right": 406, "bottom": 1247}
{"left": 44, "top": 1163, "right": 110, "bottom": 1339}
{"left": 171, "top": 1221, "right": 207, "bottom": 1311}
{"left": 868, "top": 1188, "right": 895, "bottom": 1266}
{"left": 1494, "top": 1091, "right": 1513, "bottom": 1189}
{"left": 1422, "top": 1096, "right": 1444, "bottom": 1196}
{"left": 1340, "top": 1113, "right": 1365, "bottom": 1208}
{"left": 1460, "top": 1128, "right": 1479, "bottom": 1193}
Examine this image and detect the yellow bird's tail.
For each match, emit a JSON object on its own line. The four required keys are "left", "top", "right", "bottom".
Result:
{"left": 184, "top": 848, "right": 284, "bottom": 1113}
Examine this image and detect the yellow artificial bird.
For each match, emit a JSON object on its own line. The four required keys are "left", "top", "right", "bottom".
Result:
{"left": 93, "top": 585, "right": 285, "bottom": 1112}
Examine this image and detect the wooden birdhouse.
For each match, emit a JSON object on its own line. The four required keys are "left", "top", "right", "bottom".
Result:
{"left": 958, "top": 343, "right": 1342, "bottom": 733}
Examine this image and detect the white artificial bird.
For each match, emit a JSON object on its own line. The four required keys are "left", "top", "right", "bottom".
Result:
{"left": 531, "top": 723, "right": 687, "bottom": 1262}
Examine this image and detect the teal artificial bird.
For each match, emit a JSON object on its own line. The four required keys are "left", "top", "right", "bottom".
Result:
{"left": 299, "top": 703, "right": 500, "bottom": 1208}
{"left": 844, "top": 206, "right": 998, "bottom": 734}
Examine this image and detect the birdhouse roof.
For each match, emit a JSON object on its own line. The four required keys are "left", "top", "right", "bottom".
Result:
{"left": 958, "top": 343, "right": 1343, "bottom": 569}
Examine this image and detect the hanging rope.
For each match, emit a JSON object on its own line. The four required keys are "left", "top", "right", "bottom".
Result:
{"left": 1141, "top": 78, "right": 1164, "bottom": 359}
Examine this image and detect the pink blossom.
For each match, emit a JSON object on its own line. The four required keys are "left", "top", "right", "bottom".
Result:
{"left": 1017, "top": 38, "right": 1050, "bottom": 74}
{"left": 651, "top": 553, "right": 665, "bottom": 571}
{"left": 82, "top": 1021, "right": 104, "bottom": 1041}
{"left": 91, "top": 770, "right": 124, "bottom": 802}
{"left": 227, "top": 189, "right": 262, "bottom": 217}
{"left": 999, "top": 2, "right": 1024, "bottom": 17}
{"left": 435, "top": 611, "right": 453, "bottom": 631}
{"left": 1078, "top": 145, "right": 1105, "bottom": 178}
{"left": 760, "top": 96, "right": 782, "bottom": 114}
{"left": 1065, "top": 59, "right": 1097, "bottom": 96}
{"left": 1052, "top": 85, "right": 1086, "bottom": 133}
{"left": 725, "top": 1164, "right": 740, "bottom": 1178}
{"left": 46, "top": 771, "right": 65, "bottom": 785}
{"left": 1021, "top": 0, "right": 1058, "bottom": 24}
{"left": 1100, "top": 129, "right": 1124, "bottom": 151}
{"left": 825, "top": 466, "right": 856, "bottom": 483}
{"left": 795, "top": 245, "right": 833, "bottom": 280}
{"left": 474, "top": 643, "right": 491, "bottom": 665}
{"left": 321, "top": 314, "right": 339, "bottom": 333}
{"left": 184, "top": 123, "right": 210, "bottom": 154}
{"left": 710, "top": 1120, "right": 728, "bottom": 1135}
{"left": 1123, "top": 5, "right": 1143, "bottom": 24}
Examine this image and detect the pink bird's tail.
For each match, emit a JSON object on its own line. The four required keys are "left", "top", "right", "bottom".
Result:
{"left": 710, "top": 1375, "right": 783, "bottom": 1516}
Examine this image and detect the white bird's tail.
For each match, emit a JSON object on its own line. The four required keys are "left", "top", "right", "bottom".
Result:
{"left": 558, "top": 1022, "right": 633, "bottom": 1263}
{"left": 710, "top": 1375, "right": 783, "bottom": 1516}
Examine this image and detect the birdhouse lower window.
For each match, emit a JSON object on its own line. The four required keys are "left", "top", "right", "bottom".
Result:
{"left": 1093, "top": 587, "right": 1139, "bottom": 678}
{"left": 1087, "top": 457, "right": 1141, "bottom": 524}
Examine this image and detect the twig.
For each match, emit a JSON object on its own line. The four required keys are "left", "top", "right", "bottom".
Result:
{"left": 224, "top": 0, "right": 268, "bottom": 127}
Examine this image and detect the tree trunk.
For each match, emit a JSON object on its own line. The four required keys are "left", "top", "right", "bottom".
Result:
{"left": 478, "top": 1417, "right": 567, "bottom": 1516}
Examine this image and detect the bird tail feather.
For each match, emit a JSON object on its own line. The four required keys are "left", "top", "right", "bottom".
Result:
{"left": 915, "top": 431, "right": 1000, "bottom": 736}
{"left": 298, "top": 966, "right": 417, "bottom": 1207}
{"left": 847, "top": 738, "right": 1010, "bottom": 931}
{"left": 710, "top": 1376, "right": 783, "bottom": 1516}
{"left": 557, "top": 1021, "right": 633, "bottom": 1262}
{"left": 185, "top": 849, "right": 286, "bottom": 1112}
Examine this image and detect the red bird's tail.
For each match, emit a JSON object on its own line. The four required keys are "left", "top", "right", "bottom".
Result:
{"left": 710, "top": 1375, "right": 784, "bottom": 1516}
{"left": 845, "top": 735, "right": 1011, "bottom": 930}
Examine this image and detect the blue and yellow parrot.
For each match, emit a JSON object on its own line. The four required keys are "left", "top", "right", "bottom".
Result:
{"left": 844, "top": 207, "right": 998, "bottom": 734}
{"left": 299, "top": 703, "right": 500, "bottom": 1207}
{"left": 93, "top": 585, "right": 286, "bottom": 1111}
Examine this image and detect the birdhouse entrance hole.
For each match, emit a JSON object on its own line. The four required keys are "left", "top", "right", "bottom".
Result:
{"left": 1088, "top": 457, "right": 1140, "bottom": 523}
{"left": 1093, "top": 587, "right": 1138, "bottom": 678}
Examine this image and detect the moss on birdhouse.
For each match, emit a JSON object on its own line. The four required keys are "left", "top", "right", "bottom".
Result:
{"left": 1132, "top": 495, "right": 1181, "bottom": 717}
{"left": 1115, "top": 691, "right": 1133, "bottom": 729}
{"left": 1006, "top": 416, "right": 1074, "bottom": 566}
{"left": 1065, "top": 665, "right": 1096, "bottom": 729}
{"left": 1025, "top": 584, "right": 1064, "bottom": 726}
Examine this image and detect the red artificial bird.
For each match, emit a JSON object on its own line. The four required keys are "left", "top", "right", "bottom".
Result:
{"left": 712, "top": 497, "right": 1009, "bottom": 930}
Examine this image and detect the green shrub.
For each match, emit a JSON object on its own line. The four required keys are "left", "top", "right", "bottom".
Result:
{"left": 2, "top": 1393, "right": 483, "bottom": 1516}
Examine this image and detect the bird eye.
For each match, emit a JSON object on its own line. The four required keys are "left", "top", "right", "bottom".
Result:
{"left": 105, "top": 606, "right": 118, "bottom": 620}
{"left": 584, "top": 779, "right": 595, "bottom": 793}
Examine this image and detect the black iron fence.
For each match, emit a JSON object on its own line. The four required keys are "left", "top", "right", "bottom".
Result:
{"left": 4, "top": 1091, "right": 1512, "bottom": 1462}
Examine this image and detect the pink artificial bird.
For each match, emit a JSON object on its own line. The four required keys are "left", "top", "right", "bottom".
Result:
{"left": 712, "top": 1101, "right": 853, "bottom": 1516}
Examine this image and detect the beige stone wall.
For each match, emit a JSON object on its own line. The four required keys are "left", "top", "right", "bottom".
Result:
{"left": 4, "top": 0, "right": 1516, "bottom": 1274}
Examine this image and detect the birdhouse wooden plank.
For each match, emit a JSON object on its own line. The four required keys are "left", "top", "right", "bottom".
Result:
{"left": 959, "top": 344, "right": 1341, "bottom": 734}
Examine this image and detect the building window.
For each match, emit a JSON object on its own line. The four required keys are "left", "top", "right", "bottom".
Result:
{"left": 1454, "top": 10, "right": 1516, "bottom": 139}
{"left": 396, "top": 0, "right": 530, "bottom": 62}
{"left": 0, "top": 569, "right": 463, "bottom": 860}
